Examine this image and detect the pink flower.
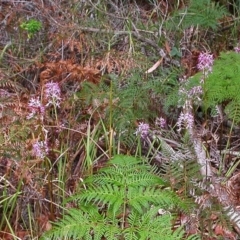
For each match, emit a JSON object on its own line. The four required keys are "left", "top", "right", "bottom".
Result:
{"left": 234, "top": 47, "right": 240, "bottom": 53}
{"left": 44, "top": 81, "right": 61, "bottom": 107}
{"left": 155, "top": 117, "right": 166, "bottom": 128}
{"left": 27, "top": 97, "right": 45, "bottom": 119}
{"left": 177, "top": 112, "right": 194, "bottom": 132}
{"left": 32, "top": 140, "right": 49, "bottom": 159}
{"left": 135, "top": 122, "right": 150, "bottom": 139}
{"left": 189, "top": 86, "right": 203, "bottom": 96}
{"left": 197, "top": 52, "right": 214, "bottom": 73}
{"left": 189, "top": 85, "right": 203, "bottom": 102}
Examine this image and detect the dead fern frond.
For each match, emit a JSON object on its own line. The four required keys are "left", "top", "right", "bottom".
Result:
{"left": 40, "top": 60, "right": 100, "bottom": 86}
{"left": 0, "top": 93, "right": 29, "bottom": 127}
{"left": 0, "top": 72, "right": 16, "bottom": 89}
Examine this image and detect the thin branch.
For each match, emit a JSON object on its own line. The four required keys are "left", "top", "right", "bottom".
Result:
{"left": 77, "top": 26, "right": 162, "bottom": 52}
{"left": 75, "top": 26, "right": 180, "bottom": 68}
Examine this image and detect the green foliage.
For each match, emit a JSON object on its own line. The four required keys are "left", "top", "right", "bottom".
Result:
{"left": 163, "top": 74, "right": 195, "bottom": 117}
{"left": 20, "top": 19, "right": 42, "bottom": 38}
{"left": 163, "top": 84, "right": 179, "bottom": 113}
{"left": 41, "top": 155, "right": 198, "bottom": 240}
{"left": 165, "top": 51, "right": 240, "bottom": 123}
{"left": 190, "top": 51, "right": 240, "bottom": 123}
{"left": 172, "top": 0, "right": 228, "bottom": 30}
{"left": 204, "top": 52, "right": 240, "bottom": 104}
{"left": 158, "top": 134, "right": 203, "bottom": 189}
{"left": 79, "top": 72, "right": 162, "bottom": 132}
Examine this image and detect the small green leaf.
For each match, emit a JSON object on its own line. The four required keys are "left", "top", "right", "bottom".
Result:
{"left": 170, "top": 47, "right": 182, "bottom": 57}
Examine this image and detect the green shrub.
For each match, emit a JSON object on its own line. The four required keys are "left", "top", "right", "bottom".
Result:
{"left": 20, "top": 19, "right": 42, "bottom": 38}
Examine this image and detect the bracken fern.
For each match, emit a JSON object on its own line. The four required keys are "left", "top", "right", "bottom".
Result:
{"left": 41, "top": 154, "right": 198, "bottom": 240}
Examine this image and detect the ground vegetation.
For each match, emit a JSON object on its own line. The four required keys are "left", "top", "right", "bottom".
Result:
{"left": 1, "top": 0, "right": 240, "bottom": 239}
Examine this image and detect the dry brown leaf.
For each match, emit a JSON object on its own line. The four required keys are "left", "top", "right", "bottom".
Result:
{"left": 165, "top": 41, "right": 171, "bottom": 55}
{"left": 37, "top": 213, "right": 52, "bottom": 232}
{"left": 215, "top": 224, "right": 236, "bottom": 239}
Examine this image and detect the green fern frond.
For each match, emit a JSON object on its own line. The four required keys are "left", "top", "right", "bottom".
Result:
{"left": 42, "top": 206, "right": 119, "bottom": 240}
{"left": 204, "top": 52, "right": 240, "bottom": 105}
{"left": 225, "top": 101, "right": 240, "bottom": 124}
{"left": 164, "top": 86, "right": 180, "bottom": 111}
{"left": 177, "top": 0, "right": 228, "bottom": 30}
{"left": 71, "top": 155, "right": 175, "bottom": 215}
{"left": 42, "top": 155, "right": 196, "bottom": 240}
{"left": 109, "top": 154, "right": 141, "bottom": 165}
{"left": 74, "top": 184, "right": 124, "bottom": 215}
{"left": 88, "top": 170, "right": 164, "bottom": 188}
{"left": 126, "top": 207, "right": 184, "bottom": 240}
{"left": 79, "top": 72, "right": 161, "bottom": 133}
{"left": 85, "top": 155, "right": 165, "bottom": 187}
{"left": 128, "top": 186, "right": 183, "bottom": 213}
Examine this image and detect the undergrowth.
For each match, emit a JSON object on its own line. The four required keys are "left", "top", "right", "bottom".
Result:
{"left": 1, "top": 0, "right": 240, "bottom": 239}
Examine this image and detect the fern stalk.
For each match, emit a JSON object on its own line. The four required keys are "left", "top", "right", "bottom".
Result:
{"left": 185, "top": 100, "right": 212, "bottom": 177}
{"left": 0, "top": 42, "right": 11, "bottom": 63}
{"left": 109, "top": 79, "right": 113, "bottom": 158}
{"left": 45, "top": 157, "right": 55, "bottom": 218}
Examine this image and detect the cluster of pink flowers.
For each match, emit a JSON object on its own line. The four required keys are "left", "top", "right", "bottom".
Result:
{"left": 135, "top": 122, "right": 150, "bottom": 140}
{"left": 27, "top": 81, "right": 61, "bottom": 159}
{"left": 135, "top": 117, "right": 166, "bottom": 139}
{"left": 0, "top": 89, "right": 10, "bottom": 97}
{"left": 27, "top": 81, "right": 61, "bottom": 120}
{"left": 27, "top": 97, "right": 45, "bottom": 120}
{"left": 176, "top": 52, "right": 214, "bottom": 132}
{"left": 32, "top": 140, "right": 49, "bottom": 159}
{"left": 189, "top": 86, "right": 203, "bottom": 96}
{"left": 44, "top": 81, "right": 61, "bottom": 107}
{"left": 176, "top": 111, "right": 194, "bottom": 132}
{"left": 155, "top": 117, "right": 166, "bottom": 129}
{"left": 234, "top": 46, "right": 240, "bottom": 53}
{"left": 197, "top": 52, "right": 214, "bottom": 74}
